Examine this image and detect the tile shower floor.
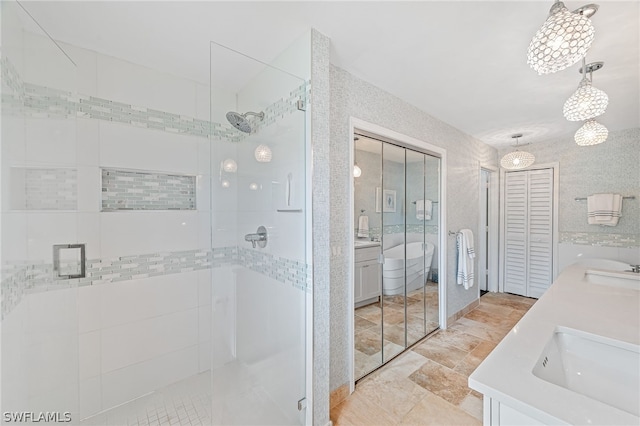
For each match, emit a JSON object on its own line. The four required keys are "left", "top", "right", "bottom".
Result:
{"left": 81, "top": 372, "right": 212, "bottom": 426}
{"left": 334, "top": 292, "right": 536, "bottom": 425}
{"left": 355, "top": 282, "right": 440, "bottom": 379}
{"left": 81, "top": 355, "right": 300, "bottom": 426}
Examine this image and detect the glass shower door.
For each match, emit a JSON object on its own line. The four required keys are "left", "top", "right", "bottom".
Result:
{"left": 1, "top": 0, "right": 81, "bottom": 419}
{"left": 209, "top": 41, "right": 308, "bottom": 425}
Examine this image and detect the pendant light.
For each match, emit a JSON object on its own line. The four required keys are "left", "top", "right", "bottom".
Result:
{"left": 353, "top": 164, "right": 362, "bottom": 178}
{"left": 563, "top": 59, "right": 608, "bottom": 121}
{"left": 500, "top": 134, "right": 535, "bottom": 170}
{"left": 527, "top": 2, "right": 598, "bottom": 75}
{"left": 575, "top": 118, "right": 608, "bottom": 146}
{"left": 254, "top": 144, "right": 272, "bottom": 162}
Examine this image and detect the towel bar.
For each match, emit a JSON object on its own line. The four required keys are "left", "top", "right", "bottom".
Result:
{"left": 412, "top": 201, "right": 439, "bottom": 204}
{"left": 575, "top": 196, "right": 635, "bottom": 201}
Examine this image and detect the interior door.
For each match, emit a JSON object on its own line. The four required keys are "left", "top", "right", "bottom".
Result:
{"left": 503, "top": 169, "right": 554, "bottom": 297}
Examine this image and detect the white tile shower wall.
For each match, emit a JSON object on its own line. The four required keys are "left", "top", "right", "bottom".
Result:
{"left": 328, "top": 65, "right": 498, "bottom": 394}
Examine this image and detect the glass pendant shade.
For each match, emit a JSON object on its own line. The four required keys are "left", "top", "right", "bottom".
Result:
{"left": 563, "top": 79, "right": 608, "bottom": 121}
{"left": 353, "top": 164, "right": 362, "bottom": 178}
{"left": 575, "top": 119, "right": 608, "bottom": 145}
{"left": 254, "top": 144, "right": 272, "bottom": 162}
{"left": 527, "top": 2, "right": 595, "bottom": 75}
{"left": 501, "top": 150, "right": 535, "bottom": 170}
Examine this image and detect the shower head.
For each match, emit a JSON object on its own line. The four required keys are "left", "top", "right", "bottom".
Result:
{"left": 226, "top": 110, "right": 264, "bottom": 134}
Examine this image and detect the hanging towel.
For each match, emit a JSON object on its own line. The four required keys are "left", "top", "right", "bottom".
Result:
{"left": 587, "top": 193, "right": 622, "bottom": 226}
{"left": 357, "top": 215, "right": 369, "bottom": 238}
{"left": 456, "top": 229, "right": 475, "bottom": 290}
{"left": 416, "top": 200, "right": 433, "bottom": 221}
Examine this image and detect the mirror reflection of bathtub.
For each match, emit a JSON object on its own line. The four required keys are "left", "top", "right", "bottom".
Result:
{"left": 382, "top": 241, "right": 435, "bottom": 295}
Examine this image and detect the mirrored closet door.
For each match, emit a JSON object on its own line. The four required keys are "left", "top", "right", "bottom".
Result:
{"left": 353, "top": 132, "right": 441, "bottom": 380}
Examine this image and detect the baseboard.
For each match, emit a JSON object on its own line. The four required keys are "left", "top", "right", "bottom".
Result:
{"left": 329, "top": 383, "right": 350, "bottom": 409}
{"left": 447, "top": 298, "right": 480, "bottom": 325}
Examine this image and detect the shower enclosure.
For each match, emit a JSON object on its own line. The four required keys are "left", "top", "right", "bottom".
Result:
{"left": 1, "top": 2, "right": 310, "bottom": 424}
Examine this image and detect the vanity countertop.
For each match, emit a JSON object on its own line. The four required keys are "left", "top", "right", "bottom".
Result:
{"left": 468, "top": 263, "right": 640, "bottom": 425}
{"left": 354, "top": 240, "right": 381, "bottom": 249}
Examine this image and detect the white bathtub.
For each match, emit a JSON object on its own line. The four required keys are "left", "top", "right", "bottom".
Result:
{"left": 382, "top": 242, "right": 435, "bottom": 295}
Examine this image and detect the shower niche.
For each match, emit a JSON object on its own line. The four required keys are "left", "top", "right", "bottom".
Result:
{"left": 353, "top": 132, "right": 441, "bottom": 380}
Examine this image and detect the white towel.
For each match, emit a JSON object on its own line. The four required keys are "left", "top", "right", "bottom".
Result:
{"left": 587, "top": 193, "right": 622, "bottom": 226}
{"left": 416, "top": 199, "right": 433, "bottom": 221}
{"left": 456, "top": 229, "right": 475, "bottom": 290}
{"left": 357, "top": 215, "right": 369, "bottom": 238}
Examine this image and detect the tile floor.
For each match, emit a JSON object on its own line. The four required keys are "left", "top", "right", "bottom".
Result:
{"left": 355, "top": 283, "right": 440, "bottom": 379}
{"left": 333, "top": 292, "right": 536, "bottom": 425}
{"left": 81, "top": 372, "right": 212, "bottom": 426}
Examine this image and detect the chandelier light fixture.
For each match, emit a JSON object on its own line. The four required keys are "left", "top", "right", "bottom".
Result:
{"left": 254, "top": 144, "right": 272, "bottom": 162}
{"left": 563, "top": 59, "right": 608, "bottom": 121}
{"left": 527, "top": 2, "right": 598, "bottom": 75}
{"left": 500, "top": 134, "right": 535, "bottom": 170}
{"left": 575, "top": 118, "right": 608, "bottom": 146}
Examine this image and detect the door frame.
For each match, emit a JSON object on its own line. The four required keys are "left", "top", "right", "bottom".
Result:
{"left": 348, "top": 117, "right": 448, "bottom": 392}
{"left": 498, "top": 162, "right": 560, "bottom": 293}
{"left": 478, "top": 165, "right": 499, "bottom": 293}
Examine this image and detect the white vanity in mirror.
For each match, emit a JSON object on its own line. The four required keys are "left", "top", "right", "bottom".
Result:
{"left": 354, "top": 242, "right": 381, "bottom": 307}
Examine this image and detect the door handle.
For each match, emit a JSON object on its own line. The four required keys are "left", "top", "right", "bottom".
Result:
{"left": 53, "top": 244, "right": 86, "bottom": 279}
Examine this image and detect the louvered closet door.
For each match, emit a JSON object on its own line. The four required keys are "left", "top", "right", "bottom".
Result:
{"left": 504, "top": 169, "right": 554, "bottom": 298}
{"left": 504, "top": 172, "right": 528, "bottom": 296}
{"left": 527, "top": 169, "right": 553, "bottom": 298}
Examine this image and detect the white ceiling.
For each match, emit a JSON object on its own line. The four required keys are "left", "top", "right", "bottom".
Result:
{"left": 22, "top": 1, "right": 640, "bottom": 148}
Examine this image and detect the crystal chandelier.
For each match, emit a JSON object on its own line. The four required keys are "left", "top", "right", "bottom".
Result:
{"left": 563, "top": 60, "right": 608, "bottom": 121}
{"left": 501, "top": 134, "right": 535, "bottom": 170}
{"left": 575, "top": 119, "right": 608, "bottom": 146}
{"left": 527, "top": 2, "right": 597, "bottom": 75}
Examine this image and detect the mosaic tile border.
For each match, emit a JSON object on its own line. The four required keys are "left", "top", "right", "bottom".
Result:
{"left": 2, "top": 54, "right": 309, "bottom": 143}
{"left": 560, "top": 232, "right": 640, "bottom": 248}
{"left": 1, "top": 247, "right": 310, "bottom": 318}
{"left": 1, "top": 56, "right": 25, "bottom": 99}
{"left": 102, "top": 168, "right": 196, "bottom": 211}
{"left": 358, "top": 224, "right": 439, "bottom": 240}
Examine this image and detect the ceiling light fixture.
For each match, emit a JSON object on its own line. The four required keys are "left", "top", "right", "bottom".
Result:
{"left": 254, "top": 144, "right": 272, "bottom": 162}
{"left": 353, "top": 164, "right": 362, "bottom": 178}
{"left": 575, "top": 118, "right": 608, "bottom": 146}
{"left": 527, "top": 1, "right": 597, "bottom": 75}
{"left": 222, "top": 159, "right": 237, "bottom": 173}
{"left": 563, "top": 59, "right": 608, "bottom": 121}
{"left": 500, "top": 134, "right": 535, "bottom": 170}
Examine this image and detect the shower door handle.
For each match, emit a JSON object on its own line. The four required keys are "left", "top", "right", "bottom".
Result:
{"left": 53, "top": 243, "right": 86, "bottom": 279}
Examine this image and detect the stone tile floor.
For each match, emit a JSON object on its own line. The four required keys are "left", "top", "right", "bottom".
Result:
{"left": 355, "top": 283, "right": 440, "bottom": 379}
{"left": 332, "top": 292, "right": 536, "bottom": 425}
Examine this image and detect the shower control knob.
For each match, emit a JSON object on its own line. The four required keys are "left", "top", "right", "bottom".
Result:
{"left": 244, "top": 226, "right": 267, "bottom": 249}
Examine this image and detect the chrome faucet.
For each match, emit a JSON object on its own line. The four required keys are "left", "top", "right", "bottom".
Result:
{"left": 629, "top": 264, "right": 640, "bottom": 273}
{"left": 244, "top": 226, "right": 267, "bottom": 248}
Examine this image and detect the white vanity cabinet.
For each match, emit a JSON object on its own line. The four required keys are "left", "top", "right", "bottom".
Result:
{"left": 354, "top": 245, "right": 381, "bottom": 307}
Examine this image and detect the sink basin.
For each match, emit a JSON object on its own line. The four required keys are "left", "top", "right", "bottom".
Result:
{"left": 585, "top": 268, "right": 640, "bottom": 290}
{"left": 532, "top": 327, "right": 640, "bottom": 416}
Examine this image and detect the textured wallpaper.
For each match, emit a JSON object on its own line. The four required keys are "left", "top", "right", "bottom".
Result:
{"left": 498, "top": 127, "right": 640, "bottom": 245}
{"left": 329, "top": 65, "right": 498, "bottom": 392}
